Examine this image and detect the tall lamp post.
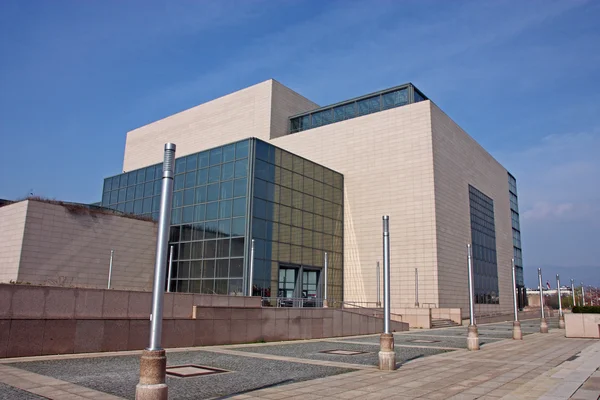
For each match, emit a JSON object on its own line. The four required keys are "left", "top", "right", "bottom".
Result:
{"left": 378, "top": 216, "right": 396, "bottom": 370}
{"left": 467, "top": 244, "right": 479, "bottom": 350}
{"left": 136, "top": 143, "right": 176, "bottom": 400}
{"left": 571, "top": 279, "right": 576, "bottom": 307}
{"left": 376, "top": 261, "right": 381, "bottom": 308}
{"left": 511, "top": 259, "right": 522, "bottom": 340}
{"left": 323, "top": 252, "right": 329, "bottom": 308}
{"left": 538, "top": 268, "right": 548, "bottom": 333}
{"left": 557, "top": 274, "right": 564, "bottom": 329}
{"left": 581, "top": 282, "right": 585, "bottom": 306}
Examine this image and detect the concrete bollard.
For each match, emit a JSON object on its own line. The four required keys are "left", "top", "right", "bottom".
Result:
{"left": 135, "top": 349, "right": 168, "bottom": 400}
{"left": 559, "top": 314, "right": 565, "bottom": 329}
{"left": 378, "top": 333, "right": 396, "bottom": 371}
{"left": 467, "top": 325, "right": 480, "bottom": 351}
{"left": 512, "top": 321, "right": 523, "bottom": 340}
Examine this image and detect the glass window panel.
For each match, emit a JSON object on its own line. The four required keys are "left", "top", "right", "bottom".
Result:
{"left": 253, "top": 198, "right": 266, "bottom": 219}
{"left": 230, "top": 258, "right": 244, "bottom": 277}
{"left": 183, "top": 188, "right": 195, "bottom": 206}
{"left": 133, "top": 184, "right": 143, "bottom": 200}
{"left": 198, "top": 151, "right": 209, "bottom": 168}
{"left": 118, "top": 174, "right": 128, "bottom": 188}
{"left": 218, "top": 219, "right": 231, "bottom": 237}
{"left": 221, "top": 162, "right": 234, "bottom": 181}
{"left": 136, "top": 170, "right": 145, "bottom": 184}
{"left": 220, "top": 180, "right": 233, "bottom": 200}
{"left": 184, "top": 171, "right": 196, "bottom": 188}
{"left": 210, "top": 148, "right": 222, "bottom": 165}
{"left": 194, "top": 204, "right": 205, "bottom": 222}
{"left": 185, "top": 154, "right": 197, "bottom": 172}
{"left": 204, "top": 240, "right": 217, "bottom": 259}
{"left": 133, "top": 199, "right": 143, "bottom": 214}
{"left": 299, "top": 115, "right": 310, "bottom": 131}
{"left": 333, "top": 103, "right": 356, "bottom": 121}
{"left": 231, "top": 217, "right": 246, "bottom": 237}
{"left": 110, "top": 190, "right": 119, "bottom": 205}
{"left": 205, "top": 221, "right": 218, "bottom": 239}
{"left": 182, "top": 206, "right": 193, "bottom": 223}
{"left": 116, "top": 203, "right": 125, "bottom": 212}
{"left": 171, "top": 207, "right": 181, "bottom": 225}
{"left": 231, "top": 197, "right": 247, "bottom": 218}
{"left": 150, "top": 180, "right": 159, "bottom": 196}
{"left": 125, "top": 201, "right": 134, "bottom": 214}
{"left": 201, "top": 279, "right": 214, "bottom": 294}
{"left": 125, "top": 186, "right": 134, "bottom": 201}
{"left": 414, "top": 89, "right": 426, "bottom": 102}
{"left": 219, "top": 200, "right": 232, "bottom": 219}
{"left": 279, "top": 205, "right": 291, "bottom": 225}
{"left": 117, "top": 188, "right": 126, "bottom": 203}
{"left": 190, "top": 260, "right": 202, "bottom": 279}
{"left": 382, "top": 88, "right": 408, "bottom": 109}
{"left": 192, "top": 223, "right": 204, "bottom": 241}
{"left": 221, "top": 143, "right": 235, "bottom": 162}
{"left": 195, "top": 186, "right": 207, "bottom": 203}
{"left": 203, "top": 260, "right": 215, "bottom": 279}
{"left": 214, "top": 279, "right": 228, "bottom": 295}
{"left": 174, "top": 175, "right": 184, "bottom": 191}
{"left": 217, "top": 240, "right": 230, "bottom": 258}
{"left": 173, "top": 191, "right": 183, "bottom": 208}
{"left": 207, "top": 183, "right": 219, "bottom": 202}
{"left": 255, "top": 140, "right": 270, "bottom": 162}
{"left": 142, "top": 197, "right": 152, "bottom": 213}
{"left": 180, "top": 242, "right": 191, "bottom": 260}
{"left": 216, "top": 259, "right": 229, "bottom": 278}
{"left": 102, "top": 192, "right": 110, "bottom": 206}
{"left": 254, "top": 239, "right": 266, "bottom": 259}
{"left": 279, "top": 223, "right": 291, "bottom": 243}
{"left": 196, "top": 168, "right": 208, "bottom": 185}
{"left": 169, "top": 226, "right": 180, "bottom": 243}
{"left": 208, "top": 166, "right": 221, "bottom": 183}
{"left": 234, "top": 178, "right": 247, "bottom": 197}
{"left": 253, "top": 218, "right": 266, "bottom": 239}
{"left": 357, "top": 95, "right": 381, "bottom": 115}
{"left": 191, "top": 242, "right": 203, "bottom": 259}
{"left": 231, "top": 237, "right": 244, "bottom": 257}
{"left": 234, "top": 159, "right": 247, "bottom": 178}
{"left": 254, "top": 178, "right": 267, "bottom": 199}
{"left": 175, "top": 158, "right": 186, "bottom": 175}
{"left": 206, "top": 202, "right": 218, "bottom": 220}
{"left": 236, "top": 140, "right": 249, "bottom": 159}
{"left": 290, "top": 117, "right": 300, "bottom": 133}
{"left": 151, "top": 196, "right": 160, "bottom": 212}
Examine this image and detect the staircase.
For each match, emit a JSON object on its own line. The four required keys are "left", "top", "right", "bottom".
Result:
{"left": 430, "top": 318, "right": 461, "bottom": 329}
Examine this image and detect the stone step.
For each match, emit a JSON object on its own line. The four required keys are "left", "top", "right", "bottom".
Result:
{"left": 431, "top": 318, "right": 461, "bottom": 328}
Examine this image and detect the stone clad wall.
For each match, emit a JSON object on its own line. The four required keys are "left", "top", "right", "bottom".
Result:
{"left": 0, "top": 285, "right": 406, "bottom": 358}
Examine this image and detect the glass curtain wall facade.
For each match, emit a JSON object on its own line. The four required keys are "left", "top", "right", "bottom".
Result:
{"left": 101, "top": 138, "right": 344, "bottom": 305}
{"left": 468, "top": 185, "right": 500, "bottom": 304}
{"left": 251, "top": 140, "right": 344, "bottom": 305}
{"left": 508, "top": 173, "right": 526, "bottom": 309}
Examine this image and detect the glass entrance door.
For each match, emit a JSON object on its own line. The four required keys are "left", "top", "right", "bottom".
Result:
{"left": 302, "top": 269, "right": 320, "bottom": 307}
{"left": 278, "top": 267, "right": 297, "bottom": 306}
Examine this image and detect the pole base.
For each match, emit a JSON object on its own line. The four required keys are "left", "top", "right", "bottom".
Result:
{"left": 135, "top": 349, "right": 167, "bottom": 400}
{"left": 323, "top": 299, "right": 329, "bottom": 308}
{"left": 376, "top": 302, "right": 382, "bottom": 308}
{"left": 512, "top": 321, "right": 523, "bottom": 340}
{"left": 558, "top": 314, "right": 565, "bottom": 329}
{"left": 378, "top": 333, "right": 396, "bottom": 370}
{"left": 540, "top": 318, "right": 549, "bottom": 333}
{"left": 467, "top": 325, "right": 480, "bottom": 351}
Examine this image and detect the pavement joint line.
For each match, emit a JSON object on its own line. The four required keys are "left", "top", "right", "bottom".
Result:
{"left": 197, "top": 346, "right": 376, "bottom": 370}
{"left": 0, "top": 364, "right": 124, "bottom": 399}
{"left": 324, "top": 339, "right": 461, "bottom": 351}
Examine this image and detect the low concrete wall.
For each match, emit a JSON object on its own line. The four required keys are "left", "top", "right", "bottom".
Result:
{"left": 565, "top": 313, "right": 600, "bottom": 338}
{"left": 464, "top": 309, "right": 554, "bottom": 325}
{"left": 0, "top": 285, "right": 407, "bottom": 358}
{"left": 0, "top": 284, "right": 259, "bottom": 320}
{"left": 392, "top": 308, "right": 432, "bottom": 329}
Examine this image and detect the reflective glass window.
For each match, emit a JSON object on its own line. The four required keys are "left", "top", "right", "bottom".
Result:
{"left": 220, "top": 180, "right": 233, "bottom": 200}
{"left": 195, "top": 186, "right": 207, "bottom": 203}
{"left": 206, "top": 202, "right": 218, "bottom": 220}
{"left": 232, "top": 197, "right": 246, "bottom": 217}
{"left": 219, "top": 200, "right": 232, "bottom": 219}
{"left": 208, "top": 166, "right": 220, "bottom": 183}
{"left": 221, "top": 162, "right": 234, "bottom": 181}
{"left": 231, "top": 217, "right": 245, "bottom": 237}
{"left": 210, "top": 148, "right": 222, "bottom": 165}
{"left": 175, "top": 158, "right": 186, "bottom": 175}
{"left": 236, "top": 140, "right": 249, "bottom": 159}
{"left": 207, "top": 183, "right": 219, "bottom": 202}
{"left": 186, "top": 154, "right": 197, "bottom": 172}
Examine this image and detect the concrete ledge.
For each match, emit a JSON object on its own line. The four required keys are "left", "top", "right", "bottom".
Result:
{"left": 565, "top": 313, "right": 600, "bottom": 338}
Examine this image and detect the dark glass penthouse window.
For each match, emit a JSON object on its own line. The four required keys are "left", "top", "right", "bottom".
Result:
{"left": 469, "top": 185, "right": 499, "bottom": 304}
{"left": 289, "top": 84, "right": 425, "bottom": 134}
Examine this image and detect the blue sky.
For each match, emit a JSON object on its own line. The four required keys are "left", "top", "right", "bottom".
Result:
{"left": 1, "top": 0, "right": 598, "bottom": 286}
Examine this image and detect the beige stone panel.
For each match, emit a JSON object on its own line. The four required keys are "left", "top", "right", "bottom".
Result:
{"left": 269, "top": 80, "right": 319, "bottom": 139}
{"left": 430, "top": 103, "right": 513, "bottom": 317}
{"left": 0, "top": 202, "right": 28, "bottom": 283}
{"left": 271, "top": 101, "right": 438, "bottom": 308}
{"left": 17, "top": 200, "right": 158, "bottom": 290}
{"left": 123, "top": 80, "right": 275, "bottom": 172}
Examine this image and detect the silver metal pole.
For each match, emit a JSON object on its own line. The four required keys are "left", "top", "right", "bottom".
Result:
{"left": 538, "top": 268, "right": 544, "bottom": 318}
{"left": 467, "top": 244, "right": 475, "bottom": 326}
{"left": 324, "top": 252, "right": 328, "bottom": 302}
{"left": 571, "top": 279, "right": 575, "bottom": 307}
{"left": 107, "top": 250, "right": 114, "bottom": 289}
{"left": 376, "top": 261, "right": 381, "bottom": 307}
{"left": 511, "top": 259, "right": 518, "bottom": 322}
{"left": 248, "top": 239, "right": 255, "bottom": 296}
{"left": 557, "top": 274, "right": 562, "bottom": 316}
{"left": 382, "top": 216, "right": 391, "bottom": 334}
{"left": 148, "top": 143, "right": 176, "bottom": 351}
{"left": 166, "top": 246, "right": 174, "bottom": 293}
{"left": 581, "top": 282, "right": 585, "bottom": 306}
{"left": 415, "top": 268, "right": 419, "bottom": 307}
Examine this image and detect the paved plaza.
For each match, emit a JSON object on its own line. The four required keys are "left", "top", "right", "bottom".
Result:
{"left": 0, "top": 318, "right": 597, "bottom": 399}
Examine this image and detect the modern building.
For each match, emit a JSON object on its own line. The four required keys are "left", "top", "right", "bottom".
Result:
{"left": 99, "top": 79, "right": 524, "bottom": 318}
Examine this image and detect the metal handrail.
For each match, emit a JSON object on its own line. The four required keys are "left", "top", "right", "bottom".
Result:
{"left": 261, "top": 297, "right": 325, "bottom": 308}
